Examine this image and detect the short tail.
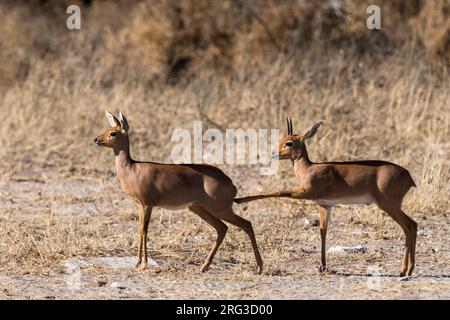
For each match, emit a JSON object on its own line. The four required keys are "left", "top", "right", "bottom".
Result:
{"left": 410, "top": 175, "right": 417, "bottom": 188}
{"left": 406, "top": 170, "right": 416, "bottom": 188}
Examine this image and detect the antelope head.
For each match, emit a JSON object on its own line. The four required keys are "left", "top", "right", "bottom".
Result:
{"left": 94, "top": 111, "right": 129, "bottom": 149}
{"left": 272, "top": 117, "right": 324, "bottom": 160}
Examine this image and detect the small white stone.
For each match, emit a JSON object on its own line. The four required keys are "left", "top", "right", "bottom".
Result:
{"left": 110, "top": 282, "right": 126, "bottom": 289}
{"left": 417, "top": 230, "right": 429, "bottom": 237}
{"left": 328, "top": 245, "right": 368, "bottom": 255}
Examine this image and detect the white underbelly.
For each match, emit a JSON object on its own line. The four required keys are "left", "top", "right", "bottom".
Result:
{"left": 316, "top": 195, "right": 374, "bottom": 207}
{"left": 158, "top": 202, "right": 193, "bottom": 211}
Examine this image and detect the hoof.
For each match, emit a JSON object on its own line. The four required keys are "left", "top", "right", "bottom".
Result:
{"left": 256, "top": 266, "right": 263, "bottom": 275}
{"left": 134, "top": 261, "right": 150, "bottom": 272}
{"left": 200, "top": 265, "right": 209, "bottom": 273}
{"left": 152, "top": 267, "right": 162, "bottom": 274}
{"left": 319, "top": 265, "right": 328, "bottom": 273}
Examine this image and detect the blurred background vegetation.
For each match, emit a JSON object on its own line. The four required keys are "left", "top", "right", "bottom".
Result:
{"left": 1, "top": 0, "right": 449, "bottom": 88}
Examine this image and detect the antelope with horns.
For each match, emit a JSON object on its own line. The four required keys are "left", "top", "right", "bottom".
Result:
{"left": 234, "top": 118, "right": 417, "bottom": 276}
{"left": 94, "top": 111, "right": 263, "bottom": 273}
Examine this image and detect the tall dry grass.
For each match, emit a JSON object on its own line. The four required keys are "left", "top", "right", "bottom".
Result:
{"left": 0, "top": 1, "right": 449, "bottom": 211}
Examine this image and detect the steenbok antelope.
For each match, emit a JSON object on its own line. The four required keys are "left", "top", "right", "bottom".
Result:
{"left": 94, "top": 111, "right": 263, "bottom": 273}
{"left": 235, "top": 118, "right": 417, "bottom": 276}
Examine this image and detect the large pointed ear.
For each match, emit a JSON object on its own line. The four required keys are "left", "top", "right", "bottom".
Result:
{"left": 301, "top": 121, "right": 324, "bottom": 142}
{"left": 118, "top": 111, "right": 129, "bottom": 132}
{"left": 105, "top": 111, "right": 120, "bottom": 127}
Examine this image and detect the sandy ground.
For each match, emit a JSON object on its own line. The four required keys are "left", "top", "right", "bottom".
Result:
{"left": 1, "top": 260, "right": 450, "bottom": 299}
{"left": 0, "top": 167, "right": 449, "bottom": 300}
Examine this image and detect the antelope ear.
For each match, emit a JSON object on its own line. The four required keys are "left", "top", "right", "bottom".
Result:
{"left": 105, "top": 111, "right": 120, "bottom": 128}
{"left": 301, "top": 121, "right": 324, "bottom": 142}
{"left": 118, "top": 111, "right": 129, "bottom": 132}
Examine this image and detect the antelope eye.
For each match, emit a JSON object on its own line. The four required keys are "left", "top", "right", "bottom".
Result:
{"left": 285, "top": 141, "right": 293, "bottom": 147}
{"left": 110, "top": 131, "right": 117, "bottom": 137}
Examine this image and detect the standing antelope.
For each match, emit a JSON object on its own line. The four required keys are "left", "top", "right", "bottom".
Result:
{"left": 94, "top": 111, "right": 263, "bottom": 273}
{"left": 235, "top": 118, "right": 417, "bottom": 276}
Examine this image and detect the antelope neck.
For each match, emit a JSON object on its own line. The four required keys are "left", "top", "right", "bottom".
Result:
{"left": 114, "top": 140, "right": 133, "bottom": 170}
{"left": 292, "top": 145, "right": 312, "bottom": 175}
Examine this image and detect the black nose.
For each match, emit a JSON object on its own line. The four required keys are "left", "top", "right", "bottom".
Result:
{"left": 94, "top": 137, "right": 98, "bottom": 143}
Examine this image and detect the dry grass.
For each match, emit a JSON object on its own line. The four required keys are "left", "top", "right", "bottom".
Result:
{"left": 0, "top": 0, "right": 449, "bottom": 299}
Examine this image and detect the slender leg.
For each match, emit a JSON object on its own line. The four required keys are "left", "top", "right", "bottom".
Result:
{"left": 375, "top": 198, "right": 417, "bottom": 276}
{"left": 318, "top": 205, "right": 331, "bottom": 273}
{"left": 390, "top": 210, "right": 417, "bottom": 277}
{"left": 401, "top": 243, "right": 410, "bottom": 276}
{"left": 189, "top": 205, "right": 228, "bottom": 272}
{"left": 215, "top": 208, "right": 263, "bottom": 274}
{"left": 135, "top": 205, "right": 145, "bottom": 269}
{"left": 141, "top": 205, "right": 153, "bottom": 270}
{"left": 404, "top": 211, "right": 417, "bottom": 276}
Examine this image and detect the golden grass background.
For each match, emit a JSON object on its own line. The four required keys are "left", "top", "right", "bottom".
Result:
{"left": 0, "top": 0, "right": 449, "bottom": 298}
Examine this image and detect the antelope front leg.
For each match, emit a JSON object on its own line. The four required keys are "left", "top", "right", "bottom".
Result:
{"left": 318, "top": 205, "right": 331, "bottom": 273}
{"left": 141, "top": 205, "right": 153, "bottom": 270}
{"left": 135, "top": 205, "right": 145, "bottom": 270}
